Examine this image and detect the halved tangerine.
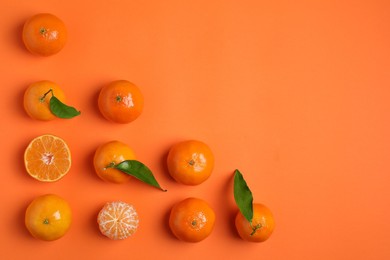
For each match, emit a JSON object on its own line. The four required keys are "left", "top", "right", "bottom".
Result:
{"left": 24, "top": 134, "right": 71, "bottom": 182}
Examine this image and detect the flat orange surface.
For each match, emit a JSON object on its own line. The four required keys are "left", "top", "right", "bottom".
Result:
{"left": 1, "top": 1, "right": 390, "bottom": 259}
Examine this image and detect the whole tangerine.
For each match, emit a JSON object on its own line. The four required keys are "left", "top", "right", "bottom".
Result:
{"left": 235, "top": 203, "right": 275, "bottom": 242}
{"left": 22, "top": 13, "right": 67, "bottom": 56}
{"left": 167, "top": 140, "right": 214, "bottom": 185}
{"left": 23, "top": 80, "right": 66, "bottom": 121}
{"left": 93, "top": 140, "right": 136, "bottom": 183}
{"left": 98, "top": 80, "right": 144, "bottom": 124}
{"left": 169, "top": 197, "right": 216, "bottom": 242}
{"left": 25, "top": 194, "right": 72, "bottom": 241}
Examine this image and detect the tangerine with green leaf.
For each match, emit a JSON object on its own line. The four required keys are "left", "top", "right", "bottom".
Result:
{"left": 24, "top": 80, "right": 80, "bottom": 120}
{"left": 235, "top": 203, "right": 275, "bottom": 242}
{"left": 93, "top": 140, "right": 136, "bottom": 184}
{"left": 24, "top": 80, "right": 66, "bottom": 121}
{"left": 93, "top": 140, "right": 166, "bottom": 190}
{"left": 234, "top": 169, "right": 275, "bottom": 242}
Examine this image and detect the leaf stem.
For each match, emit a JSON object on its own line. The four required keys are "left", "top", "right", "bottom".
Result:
{"left": 40, "top": 89, "right": 53, "bottom": 102}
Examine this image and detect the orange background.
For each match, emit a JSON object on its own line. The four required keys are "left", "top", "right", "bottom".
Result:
{"left": 1, "top": 0, "right": 390, "bottom": 259}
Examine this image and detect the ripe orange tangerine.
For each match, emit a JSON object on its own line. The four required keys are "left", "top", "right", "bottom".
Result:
{"left": 93, "top": 140, "right": 136, "bottom": 183}
{"left": 98, "top": 80, "right": 144, "bottom": 124}
{"left": 169, "top": 197, "right": 216, "bottom": 242}
{"left": 25, "top": 194, "right": 72, "bottom": 241}
{"left": 24, "top": 80, "right": 66, "bottom": 121}
{"left": 97, "top": 201, "right": 139, "bottom": 240}
{"left": 235, "top": 203, "right": 275, "bottom": 242}
{"left": 167, "top": 140, "right": 214, "bottom": 185}
{"left": 24, "top": 134, "right": 71, "bottom": 182}
{"left": 22, "top": 13, "right": 67, "bottom": 56}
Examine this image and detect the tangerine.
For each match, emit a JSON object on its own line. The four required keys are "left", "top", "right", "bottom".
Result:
{"left": 22, "top": 13, "right": 67, "bottom": 56}
{"left": 24, "top": 134, "right": 71, "bottom": 182}
{"left": 93, "top": 140, "right": 136, "bottom": 183}
{"left": 98, "top": 80, "right": 144, "bottom": 124}
{"left": 23, "top": 80, "right": 66, "bottom": 121}
{"left": 235, "top": 203, "right": 275, "bottom": 242}
{"left": 97, "top": 201, "right": 139, "bottom": 240}
{"left": 167, "top": 140, "right": 214, "bottom": 185}
{"left": 25, "top": 194, "right": 72, "bottom": 241}
{"left": 169, "top": 197, "right": 216, "bottom": 242}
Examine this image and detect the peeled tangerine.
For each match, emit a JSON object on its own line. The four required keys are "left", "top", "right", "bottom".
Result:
{"left": 97, "top": 201, "right": 139, "bottom": 240}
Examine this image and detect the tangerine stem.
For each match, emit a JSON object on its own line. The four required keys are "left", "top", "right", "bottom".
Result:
{"left": 40, "top": 89, "right": 53, "bottom": 102}
{"left": 104, "top": 162, "right": 116, "bottom": 170}
{"left": 250, "top": 223, "right": 262, "bottom": 236}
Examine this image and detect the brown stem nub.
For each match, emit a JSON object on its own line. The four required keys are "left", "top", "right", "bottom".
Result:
{"left": 40, "top": 89, "right": 53, "bottom": 102}
{"left": 250, "top": 223, "right": 262, "bottom": 236}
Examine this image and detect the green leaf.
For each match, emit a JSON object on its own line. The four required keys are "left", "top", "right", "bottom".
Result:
{"left": 114, "top": 160, "right": 167, "bottom": 191}
{"left": 234, "top": 169, "right": 254, "bottom": 223}
{"left": 50, "top": 96, "right": 81, "bottom": 119}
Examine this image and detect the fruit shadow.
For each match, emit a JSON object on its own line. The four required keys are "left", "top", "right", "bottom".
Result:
{"left": 17, "top": 139, "right": 35, "bottom": 181}
{"left": 90, "top": 87, "right": 105, "bottom": 121}
{"left": 12, "top": 18, "right": 30, "bottom": 54}
{"left": 16, "top": 200, "right": 34, "bottom": 239}
{"left": 220, "top": 171, "right": 242, "bottom": 239}
{"left": 159, "top": 146, "right": 176, "bottom": 186}
{"left": 13, "top": 81, "right": 33, "bottom": 121}
{"left": 89, "top": 206, "right": 104, "bottom": 238}
{"left": 162, "top": 202, "right": 180, "bottom": 241}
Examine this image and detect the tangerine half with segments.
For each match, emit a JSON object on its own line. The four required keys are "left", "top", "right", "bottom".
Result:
{"left": 24, "top": 134, "right": 71, "bottom": 182}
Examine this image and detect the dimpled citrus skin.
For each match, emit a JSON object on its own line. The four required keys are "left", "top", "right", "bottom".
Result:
{"left": 235, "top": 203, "right": 275, "bottom": 242}
{"left": 93, "top": 140, "right": 136, "bottom": 183}
{"left": 169, "top": 197, "right": 216, "bottom": 242}
{"left": 25, "top": 194, "right": 72, "bottom": 241}
{"left": 98, "top": 80, "right": 144, "bottom": 124}
{"left": 22, "top": 13, "right": 67, "bottom": 56}
{"left": 23, "top": 80, "right": 66, "bottom": 121}
{"left": 167, "top": 140, "right": 214, "bottom": 185}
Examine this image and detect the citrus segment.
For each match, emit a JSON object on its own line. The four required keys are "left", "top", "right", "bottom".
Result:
{"left": 97, "top": 201, "right": 139, "bottom": 240}
{"left": 24, "top": 134, "right": 71, "bottom": 182}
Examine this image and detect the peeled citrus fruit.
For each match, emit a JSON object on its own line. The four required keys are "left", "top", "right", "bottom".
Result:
{"left": 97, "top": 201, "right": 139, "bottom": 240}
